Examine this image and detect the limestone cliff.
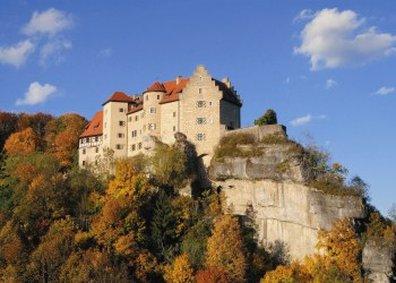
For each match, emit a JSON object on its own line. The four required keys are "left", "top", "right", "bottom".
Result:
{"left": 208, "top": 125, "right": 365, "bottom": 259}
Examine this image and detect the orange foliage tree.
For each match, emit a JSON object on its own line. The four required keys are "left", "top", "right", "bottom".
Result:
{"left": 4, "top": 128, "right": 39, "bottom": 156}
{"left": 206, "top": 214, "right": 247, "bottom": 282}
{"left": 195, "top": 266, "right": 229, "bottom": 283}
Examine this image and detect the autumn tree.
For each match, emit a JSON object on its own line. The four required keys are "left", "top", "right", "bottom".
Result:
{"left": 206, "top": 215, "right": 247, "bottom": 282}
{"left": 27, "top": 218, "right": 76, "bottom": 282}
{"left": 4, "top": 128, "right": 39, "bottom": 156}
{"left": 317, "top": 218, "right": 362, "bottom": 281}
{"left": 0, "top": 112, "right": 18, "bottom": 150}
{"left": 164, "top": 253, "right": 194, "bottom": 283}
{"left": 195, "top": 267, "right": 229, "bottom": 283}
{"left": 150, "top": 141, "right": 189, "bottom": 188}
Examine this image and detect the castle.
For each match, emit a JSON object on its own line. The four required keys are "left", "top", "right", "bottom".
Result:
{"left": 78, "top": 65, "right": 242, "bottom": 167}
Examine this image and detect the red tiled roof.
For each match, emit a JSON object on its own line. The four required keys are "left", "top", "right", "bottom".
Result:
{"left": 145, "top": 81, "right": 166, "bottom": 93}
{"left": 128, "top": 103, "right": 143, "bottom": 114}
{"left": 80, "top": 111, "right": 103, "bottom": 138}
{"left": 102, "top": 91, "right": 135, "bottom": 105}
{"left": 159, "top": 78, "right": 189, "bottom": 104}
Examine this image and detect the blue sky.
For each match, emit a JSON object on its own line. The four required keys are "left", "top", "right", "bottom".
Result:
{"left": 0, "top": 1, "right": 395, "bottom": 214}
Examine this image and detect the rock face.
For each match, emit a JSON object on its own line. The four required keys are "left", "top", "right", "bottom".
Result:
{"left": 213, "top": 179, "right": 363, "bottom": 259}
{"left": 362, "top": 241, "right": 395, "bottom": 283}
{"left": 208, "top": 125, "right": 365, "bottom": 259}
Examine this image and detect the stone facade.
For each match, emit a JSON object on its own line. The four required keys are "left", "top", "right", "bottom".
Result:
{"left": 78, "top": 65, "right": 242, "bottom": 168}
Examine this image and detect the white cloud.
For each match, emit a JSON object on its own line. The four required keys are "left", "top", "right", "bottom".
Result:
{"left": 98, "top": 48, "right": 113, "bottom": 57}
{"left": 375, "top": 86, "right": 395, "bottom": 96}
{"left": 290, "top": 114, "right": 326, "bottom": 127}
{"left": 22, "top": 8, "right": 73, "bottom": 36}
{"left": 294, "top": 9, "right": 314, "bottom": 22}
{"left": 39, "top": 39, "right": 72, "bottom": 65}
{"left": 295, "top": 8, "right": 396, "bottom": 70}
{"left": 0, "top": 40, "right": 35, "bottom": 67}
{"left": 284, "top": 77, "right": 290, "bottom": 84}
{"left": 326, "top": 78, "right": 338, "bottom": 89}
{"left": 16, "top": 82, "right": 57, "bottom": 106}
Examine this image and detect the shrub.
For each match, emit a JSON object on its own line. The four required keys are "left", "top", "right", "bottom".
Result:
{"left": 254, "top": 109, "right": 277, "bottom": 126}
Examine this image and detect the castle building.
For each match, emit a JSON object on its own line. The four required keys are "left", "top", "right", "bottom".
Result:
{"left": 78, "top": 65, "right": 242, "bottom": 167}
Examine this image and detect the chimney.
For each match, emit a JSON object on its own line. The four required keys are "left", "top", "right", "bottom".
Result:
{"left": 222, "top": 77, "right": 232, "bottom": 88}
{"left": 176, "top": 76, "right": 182, "bottom": 85}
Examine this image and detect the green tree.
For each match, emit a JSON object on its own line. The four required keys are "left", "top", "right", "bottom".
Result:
{"left": 254, "top": 109, "right": 277, "bottom": 126}
{"left": 151, "top": 191, "right": 179, "bottom": 262}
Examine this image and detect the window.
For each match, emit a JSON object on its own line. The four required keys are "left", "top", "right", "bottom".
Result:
{"left": 148, "top": 123, "right": 156, "bottom": 130}
{"left": 149, "top": 107, "right": 156, "bottom": 114}
{"left": 119, "top": 121, "right": 125, "bottom": 126}
{"left": 95, "top": 136, "right": 99, "bottom": 142}
{"left": 80, "top": 139, "right": 83, "bottom": 145}
{"left": 173, "top": 126, "right": 176, "bottom": 132}
{"left": 84, "top": 138, "right": 88, "bottom": 143}
{"left": 146, "top": 95, "right": 149, "bottom": 101}
{"left": 128, "top": 116, "right": 132, "bottom": 122}
{"left": 157, "top": 94, "right": 160, "bottom": 100}
{"left": 119, "top": 108, "right": 124, "bottom": 112}
{"left": 197, "top": 117, "right": 206, "bottom": 124}
{"left": 197, "top": 133, "right": 205, "bottom": 141}
{"left": 116, "top": 144, "right": 123, "bottom": 150}
{"left": 131, "top": 144, "right": 136, "bottom": 151}
{"left": 82, "top": 161, "right": 86, "bottom": 166}
{"left": 82, "top": 149, "right": 86, "bottom": 154}
{"left": 95, "top": 147, "right": 99, "bottom": 153}
{"left": 138, "top": 142, "right": 142, "bottom": 149}
{"left": 173, "top": 112, "right": 176, "bottom": 117}
{"left": 118, "top": 133, "right": 124, "bottom": 138}
{"left": 198, "top": 88, "right": 202, "bottom": 94}
{"left": 131, "top": 130, "right": 137, "bottom": 137}
{"left": 209, "top": 101, "right": 212, "bottom": 106}
{"left": 135, "top": 115, "right": 138, "bottom": 121}
{"left": 197, "top": 100, "right": 206, "bottom": 108}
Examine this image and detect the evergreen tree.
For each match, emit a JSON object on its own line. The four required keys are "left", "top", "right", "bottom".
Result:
{"left": 151, "top": 191, "right": 179, "bottom": 262}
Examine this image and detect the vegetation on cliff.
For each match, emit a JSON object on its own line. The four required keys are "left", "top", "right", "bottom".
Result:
{"left": 0, "top": 111, "right": 394, "bottom": 282}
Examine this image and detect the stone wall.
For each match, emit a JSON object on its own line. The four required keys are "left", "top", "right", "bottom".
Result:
{"left": 221, "top": 124, "right": 287, "bottom": 141}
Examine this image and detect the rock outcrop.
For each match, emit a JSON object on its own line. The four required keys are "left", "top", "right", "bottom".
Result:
{"left": 362, "top": 241, "right": 395, "bottom": 283}
{"left": 209, "top": 125, "right": 365, "bottom": 259}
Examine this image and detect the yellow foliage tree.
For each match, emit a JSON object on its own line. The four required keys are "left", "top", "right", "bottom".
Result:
{"left": 164, "top": 253, "right": 194, "bottom": 283}
{"left": 316, "top": 218, "right": 362, "bottom": 281}
{"left": 206, "top": 214, "right": 247, "bottom": 282}
{"left": 4, "top": 127, "right": 39, "bottom": 156}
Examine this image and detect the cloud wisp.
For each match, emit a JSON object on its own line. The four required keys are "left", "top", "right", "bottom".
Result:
{"left": 22, "top": 8, "right": 73, "bottom": 36}
{"left": 290, "top": 114, "right": 327, "bottom": 127}
{"left": 0, "top": 40, "right": 35, "bottom": 68}
{"left": 16, "top": 82, "right": 57, "bottom": 106}
{"left": 295, "top": 8, "right": 396, "bottom": 70}
{"left": 375, "top": 86, "right": 395, "bottom": 96}
{"left": 326, "top": 78, "right": 338, "bottom": 89}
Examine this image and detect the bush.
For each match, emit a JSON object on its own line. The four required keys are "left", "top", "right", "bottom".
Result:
{"left": 254, "top": 109, "right": 277, "bottom": 126}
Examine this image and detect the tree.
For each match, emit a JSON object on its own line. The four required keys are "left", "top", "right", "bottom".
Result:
{"left": 0, "top": 112, "right": 18, "bottom": 150}
{"left": 151, "top": 191, "right": 179, "bottom": 262}
{"left": 150, "top": 141, "right": 188, "bottom": 188}
{"left": 27, "top": 218, "right": 76, "bottom": 282}
{"left": 195, "top": 267, "right": 229, "bottom": 283}
{"left": 316, "top": 218, "right": 362, "bottom": 281}
{"left": 164, "top": 253, "right": 194, "bottom": 283}
{"left": 206, "top": 215, "right": 247, "bottom": 282}
{"left": 4, "top": 128, "right": 39, "bottom": 156}
{"left": 254, "top": 109, "right": 277, "bottom": 126}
